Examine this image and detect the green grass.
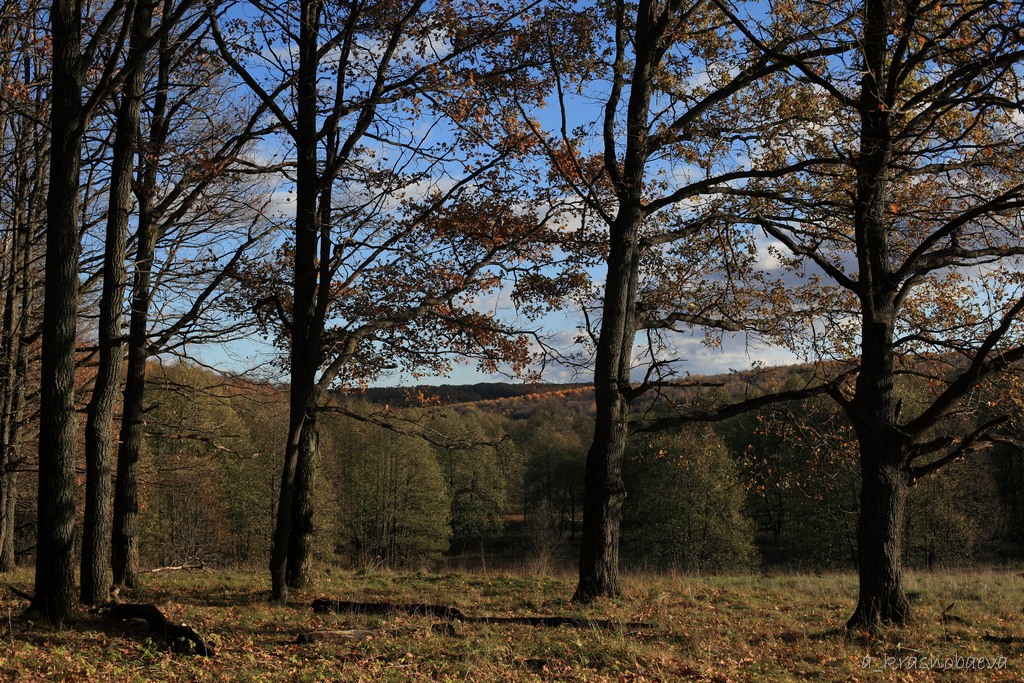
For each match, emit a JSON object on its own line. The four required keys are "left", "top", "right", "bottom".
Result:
{"left": 0, "top": 567, "right": 1021, "bottom": 681}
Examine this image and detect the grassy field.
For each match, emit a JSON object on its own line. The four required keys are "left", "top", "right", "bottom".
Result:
{"left": 0, "top": 567, "right": 1021, "bottom": 681}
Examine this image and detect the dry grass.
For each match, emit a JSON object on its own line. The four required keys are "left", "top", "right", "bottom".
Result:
{"left": 0, "top": 567, "right": 1021, "bottom": 681}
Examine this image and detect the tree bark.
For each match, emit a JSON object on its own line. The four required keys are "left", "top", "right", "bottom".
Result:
{"left": 111, "top": 204, "right": 157, "bottom": 590}
{"left": 287, "top": 416, "right": 318, "bottom": 588}
{"left": 843, "top": 0, "right": 911, "bottom": 628}
{"left": 104, "top": 603, "right": 215, "bottom": 655}
{"left": 270, "top": 388, "right": 317, "bottom": 600}
{"left": 574, "top": 208, "right": 643, "bottom": 603}
{"left": 112, "top": 17, "right": 168, "bottom": 589}
{"left": 30, "top": 0, "right": 83, "bottom": 623}
{"left": 81, "top": 0, "right": 151, "bottom": 606}
{"left": 269, "top": 0, "right": 322, "bottom": 603}
{"left": 0, "top": 150, "right": 36, "bottom": 572}
{"left": 0, "top": 156, "right": 23, "bottom": 572}
{"left": 848, "top": 456, "right": 910, "bottom": 627}
{"left": 574, "top": 0, "right": 656, "bottom": 603}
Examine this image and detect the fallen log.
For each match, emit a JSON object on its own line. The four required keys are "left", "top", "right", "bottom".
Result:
{"left": 6, "top": 585, "right": 33, "bottom": 601}
{"left": 473, "top": 615, "right": 644, "bottom": 629}
{"left": 312, "top": 599, "right": 467, "bottom": 620}
{"left": 104, "top": 603, "right": 215, "bottom": 656}
{"left": 294, "top": 628, "right": 376, "bottom": 644}
{"left": 310, "top": 598, "right": 652, "bottom": 630}
{"left": 147, "top": 562, "right": 209, "bottom": 574}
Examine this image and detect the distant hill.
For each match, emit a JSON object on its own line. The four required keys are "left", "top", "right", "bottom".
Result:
{"left": 337, "top": 382, "right": 587, "bottom": 407}
{"left": 335, "top": 363, "right": 821, "bottom": 417}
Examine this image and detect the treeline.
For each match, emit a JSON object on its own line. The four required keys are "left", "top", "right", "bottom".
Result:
{"left": 9, "top": 362, "right": 1017, "bottom": 574}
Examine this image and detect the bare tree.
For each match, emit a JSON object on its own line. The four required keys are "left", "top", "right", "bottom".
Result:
{"left": 0, "top": 0, "right": 47, "bottom": 572}
{"left": 110, "top": 2, "right": 276, "bottom": 588}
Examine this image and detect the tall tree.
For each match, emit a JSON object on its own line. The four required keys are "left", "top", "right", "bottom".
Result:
{"left": 31, "top": 0, "right": 88, "bottom": 622}
{"left": 739, "top": 0, "right": 1024, "bottom": 626}
{"left": 512, "top": 0, "right": 848, "bottom": 602}
{"left": 0, "top": 0, "right": 47, "bottom": 572}
{"left": 213, "top": 0, "right": 563, "bottom": 601}
{"left": 110, "top": 7, "right": 273, "bottom": 588}
{"left": 81, "top": 0, "right": 155, "bottom": 606}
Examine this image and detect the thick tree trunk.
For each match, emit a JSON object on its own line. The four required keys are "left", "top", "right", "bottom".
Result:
{"left": 81, "top": 0, "right": 148, "bottom": 601}
{"left": 574, "top": 395, "right": 630, "bottom": 601}
{"left": 574, "top": 0, "right": 661, "bottom": 603}
{"left": 111, "top": 207, "right": 156, "bottom": 589}
{"left": 111, "top": 327, "right": 144, "bottom": 588}
{"left": 844, "top": 0, "right": 908, "bottom": 630}
{"left": 270, "top": 390, "right": 315, "bottom": 601}
{"left": 287, "top": 416, "right": 318, "bottom": 588}
{"left": 847, "top": 457, "right": 910, "bottom": 627}
{"left": 31, "top": 0, "right": 83, "bottom": 623}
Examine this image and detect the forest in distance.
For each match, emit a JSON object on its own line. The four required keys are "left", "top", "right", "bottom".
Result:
{"left": 5, "top": 0, "right": 1024, "bottom": 655}
{"left": 7, "top": 360, "right": 1016, "bottom": 579}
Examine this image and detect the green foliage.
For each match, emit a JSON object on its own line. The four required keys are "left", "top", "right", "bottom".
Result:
{"left": 511, "top": 405, "right": 588, "bottom": 556}
{"left": 429, "top": 410, "right": 509, "bottom": 552}
{"left": 722, "top": 396, "right": 860, "bottom": 569}
{"left": 128, "top": 366, "right": 1021, "bottom": 574}
{"left": 327, "top": 416, "right": 451, "bottom": 568}
{"left": 905, "top": 461, "right": 1000, "bottom": 569}
{"left": 218, "top": 392, "right": 284, "bottom": 565}
{"left": 623, "top": 427, "right": 757, "bottom": 572}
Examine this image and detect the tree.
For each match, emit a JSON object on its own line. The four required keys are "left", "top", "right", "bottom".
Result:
{"left": 432, "top": 412, "right": 508, "bottom": 555}
{"left": 513, "top": 407, "right": 587, "bottom": 551}
{"left": 137, "top": 362, "right": 251, "bottom": 568}
{"left": 738, "top": 0, "right": 1024, "bottom": 626}
{"left": 30, "top": 0, "right": 90, "bottom": 622}
{"left": 724, "top": 394, "right": 860, "bottom": 569}
{"left": 0, "top": 0, "right": 47, "bottom": 572}
{"left": 110, "top": 2, "right": 273, "bottom": 588}
{"left": 511, "top": 0, "right": 846, "bottom": 602}
{"left": 213, "top": 0, "right": 566, "bottom": 600}
{"left": 80, "top": 0, "right": 154, "bottom": 606}
{"left": 623, "top": 427, "right": 757, "bottom": 572}
{"left": 328, "top": 415, "right": 451, "bottom": 568}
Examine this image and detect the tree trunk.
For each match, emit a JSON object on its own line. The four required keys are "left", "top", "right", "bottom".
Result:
{"left": 269, "top": 0, "right": 322, "bottom": 603}
{"left": 31, "top": 0, "right": 83, "bottom": 623}
{"left": 0, "top": 148, "right": 36, "bottom": 572}
{"left": 574, "top": 400, "right": 629, "bottom": 601}
{"left": 111, "top": 199, "right": 157, "bottom": 590}
{"left": 111, "top": 309, "right": 145, "bottom": 589}
{"left": 844, "top": 0, "right": 907, "bottom": 629}
{"left": 574, "top": 210, "right": 643, "bottom": 603}
{"left": 847, "top": 457, "right": 910, "bottom": 627}
{"left": 81, "top": 0, "right": 149, "bottom": 604}
{"left": 287, "top": 416, "right": 318, "bottom": 588}
{"left": 112, "top": 17, "right": 167, "bottom": 589}
{"left": 574, "top": 0, "right": 660, "bottom": 603}
{"left": 0, "top": 191, "right": 19, "bottom": 571}
{"left": 270, "top": 390, "right": 315, "bottom": 601}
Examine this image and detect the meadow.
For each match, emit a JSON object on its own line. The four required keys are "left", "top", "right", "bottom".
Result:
{"left": 0, "top": 567, "right": 1020, "bottom": 681}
